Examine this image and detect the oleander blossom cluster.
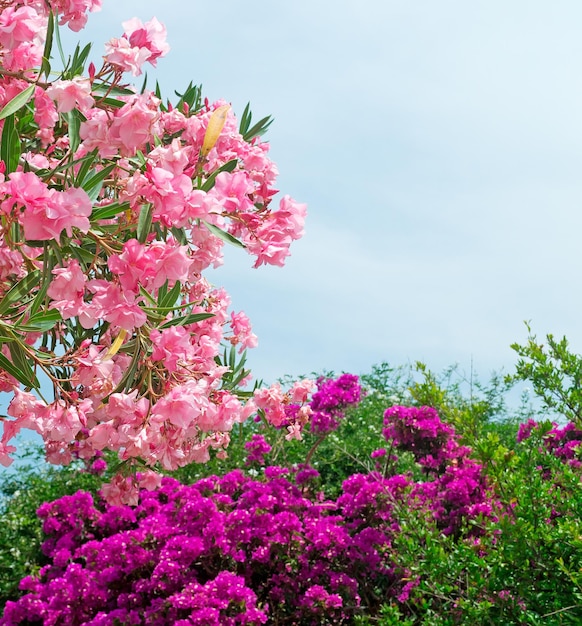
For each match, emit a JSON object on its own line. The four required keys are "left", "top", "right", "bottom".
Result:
{"left": 1, "top": 403, "right": 506, "bottom": 624}
{"left": 0, "top": 0, "right": 311, "bottom": 500}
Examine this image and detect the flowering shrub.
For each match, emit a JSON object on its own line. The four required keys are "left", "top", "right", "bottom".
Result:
{"left": 517, "top": 418, "right": 582, "bottom": 468}
{"left": 2, "top": 400, "right": 507, "bottom": 625}
{"left": 1, "top": 470, "right": 387, "bottom": 625}
{"left": 380, "top": 405, "right": 499, "bottom": 537}
{"left": 0, "top": 1, "right": 312, "bottom": 502}
{"left": 6, "top": 362, "right": 582, "bottom": 624}
{"left": 308, "top": 373, "right": 361, "bottom": 435}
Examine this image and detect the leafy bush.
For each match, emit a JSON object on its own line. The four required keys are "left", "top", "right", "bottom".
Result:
{"left": 4, "top": 359, "right": 582, "bottom": 624}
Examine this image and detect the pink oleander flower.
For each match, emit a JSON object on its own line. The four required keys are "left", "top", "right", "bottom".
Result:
{"left": 150, "top": 326, "right": 196, "bottom": 373}
{"left": 254, "top": 383, "right": 287, "bottom": 427}
{"left": 229, "top": 311, "right": 258, "bottom": 352}
{"left": 51, "top": 0, "right": 102, "bottom": 32}
{"left": 46, "top": 77, "right": 95, "bottom": 113}
{"left": 0, "top": 172, "right": 92, "bottom": 240}
{"left": 104, "top": 16, "right": 169, "bottom": 76}
{"left": 47, "top": 259, "right": 87, "bottom": 319}
{"left": 80, "top": 280, "right": 147, "bottom": 330}
{"left": 0, "top": 6, "right": 45, "bottom": 49}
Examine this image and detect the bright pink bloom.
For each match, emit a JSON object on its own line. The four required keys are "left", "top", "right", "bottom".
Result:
{"left": 109, "top": 94, "right": 160, "bottom": 154}
{"left": 104, "top": 17, "right": 169, "bottom": 76}
{"left": 151, "top": 381, "right": 209, "bottom": 430}
{"left": 33, "top": 87, "right": 59, "bottom": 146}
{"left": 290, "top": 379, "right": 316, "bottom": 403}
{"left": 1, "top": 172, "right": 91, "bottom": 240}
{"left": 80, "top": 280, "right": 146, "bottom": 330}
{"left": 51, "top": 0, "right": 102, "bottom": 32}
{"left": 122, "top": 17, "right": 170, "bottom": 65}
{"left": 210, "top": 171, "right": 254, "bottom": 213}
{"left": 229, "top": 311, "right": 258, "bottom": 352}
{"left": 47, "top": 259, "right": 87, "bottom": 319}
{"left": 104, "top": 36, "right": 150, "bottom": 76}
{"left": 79, "top": 108, "right": 114, "bottom": 157}
{"left": 150, "top": 326, "right": 196, "bottom": 373}
{"left": 0, "top": 6, "right": 46, "bottom": 50}
{"left": 254, "top": 383, "right": 287, "bottom": 427}
{"left": 46, "top": 77, "right": 95, "bottom": 113}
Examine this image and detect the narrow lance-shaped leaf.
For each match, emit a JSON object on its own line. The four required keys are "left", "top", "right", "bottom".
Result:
{"left": 74, "top": 149, "right": 98, "bottom": 186}
{"left": 0, "top": 271, "right": 41, "bottom": 316}
{"left": 200, "top": 158, "right": 238, "bottom": 193}
{"left": 160, "top": 312, "right": 214, "bottom": 329}
{"left": 242, "top": 115, "right": 273, "bottom": 142}
{"left": 0, "top": 85, "right": 35, "bottom": 121}
{"left": 91, "top": 201, "right": 130, "bottom": 221}
{"left": 40, "top": 11, "right": 54, "bottom": 79}
{"left": 0, "top": 114, "right": 20, "bottom": 174}
{"left": 19, "top": 309, "right": 62, "bottom": 333}
{"left": 28, "top": 244, "right": 53, "bottom": 318}
{"left": 0, "top": 351, "right": 38, "bottom": 388}
{"left": 137, "top": 204, "right": 153, "bottom": 244}
{"left": 239, "top": 102, "right": 252, "bottom": 136}
{"left": 82, "top": 162, "right": 116, "bottom": 201}
{"left": 8, "top": 341, "right": 39, "bottom": 388}
{"left": 202, "top": 221, "right": 246, "bottom": 249}
{"left": 159, "top": 281, "right": 182, "bottom": 309}
{"left": 66, "top": 109, "right": 84, "bottom": 155}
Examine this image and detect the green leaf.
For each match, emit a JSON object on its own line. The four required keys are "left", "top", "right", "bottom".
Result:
{"left": 0, "top": 85, "right": 35, "bottom": 122}
{"left": 0, "top": 271, "right": 41, "bottom": 317}
{"left": 200, "top": 158, "right": 238, "bottom": 192}
{"left": 170, "top": 227, "right": 188, "bottom": 245}
{"left": 160, "top": 312, "right": 214, "bottom": 329}
{"left": 0, "top": 114, "right": 20, "bottom": 174}
{"left": 92, "top": 83, "right": 135, "bottom": 97}
{"left": 82, "top": 162, "right": 116, "bottom": 202}
{"left": 40, "top": 11, "right": 54, "bottom": 79}
{"left": 137, "top": 204, "right": 153, "bottom": 244}
{"left": 69, "top": 244, "right": 96, "bottom": 265}
{"left": 19, "top": 309, "right": 62, "bottom": 333}
{"left": 91, "top": 201, "right": 130, "bottom": 221}
{"left": 159, "top": 281, "right": 182, "bottom": 309}
{"left": 110, "top": 339, "right": 143, "bottom": 394}
{"left": 65, "top": 108, "right": 84, "bottom": 155}
{"left": 54, "top": 16, "right": 66, "bottom": 67}
{"left": 28, "top": 247, "right": 52, "bottom": 318}
{"left": 0, "top": 351, "right": 37, "bottom": 388}
{"left": 239, "top": 102, "right": 252, "bottom": 136}
{"left": 66, "top": 42, "right": 92, "bottom": 78}
{"left": 7, "top": 342, "right": 39, "bottom": 388}
{"left": 242, "top": 115, "right": 273, "bottom": 142}
{"left": 175, "top": 82, "right": 203, "bottom": 114}
{"left": 202, "top": 221, "right": 246, "bottom": 249}
{"left": 74, "top": 149, "right": 98, "bottom": 186}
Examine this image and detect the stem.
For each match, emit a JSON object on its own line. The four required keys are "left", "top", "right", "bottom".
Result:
{"left": 304, "top": 433, "right": 326, "bottom": 466}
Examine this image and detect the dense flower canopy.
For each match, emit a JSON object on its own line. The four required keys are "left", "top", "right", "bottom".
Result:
{"left": 0, "top": 0, "right": 311, "bottom": 502}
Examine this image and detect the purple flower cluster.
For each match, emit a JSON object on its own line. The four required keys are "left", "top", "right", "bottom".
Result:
{"left": 518, "top": 419, "right": 582, "bottom": 468}
{"left": 243, "top": 434, "right": 271, "bottom": 466}
{"left": 381, "top": 406, "right": 499, "bottom": 536}
{"left": 1, "top": 467, "right": 408, "bottom": 625}
{"left": 309, "top": 374, "right": 361, "bottom": 435}
{"left": 2, "top": 402, "right": 504, "bottom": 624}
{"left": 383, "top": 405, "right": 470, "bottom": 473}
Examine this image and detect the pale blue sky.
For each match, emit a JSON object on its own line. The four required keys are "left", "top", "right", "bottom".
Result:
{"left": 61, "top": 1, "right": 582, "bottom": 385}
